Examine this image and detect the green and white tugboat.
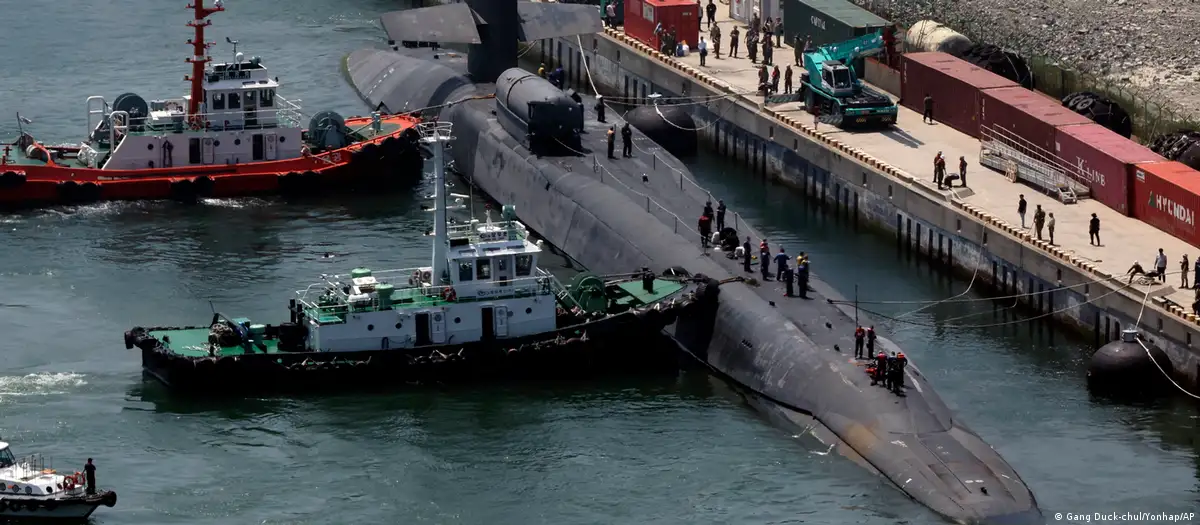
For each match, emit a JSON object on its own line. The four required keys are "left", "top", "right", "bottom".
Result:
{"left": 125, "top": 122, "right": 703, "bottom": 393}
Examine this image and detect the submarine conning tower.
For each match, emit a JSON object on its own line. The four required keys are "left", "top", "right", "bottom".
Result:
{"left": 379, "top": 0, "right": 602, "bottom": 84}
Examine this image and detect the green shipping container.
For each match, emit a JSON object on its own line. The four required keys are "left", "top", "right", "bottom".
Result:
{"left": 783, "top": 0, "right": 890, "bottom": 71}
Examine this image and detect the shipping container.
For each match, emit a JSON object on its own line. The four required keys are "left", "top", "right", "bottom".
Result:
{"left": 899, "top": 52, "right": 1018, "bottom": 138}
{"left": 1131, "top": 161, "right": 1200, "bottom": 248}
{"left": 979, "top": 87, "right": 1092, "bottom": 154}
{"left": 782, "top": 0, "right": 889, "bottom": 71}
{"left": 1053, "top": 123, "right": 1165, "bottom": 216}
{"left": 624, "top": 0, "right": 701, "bottom": 54}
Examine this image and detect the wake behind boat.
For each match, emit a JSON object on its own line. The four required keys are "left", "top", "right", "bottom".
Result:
{"left": 0, "top": 0, "right": 423, "bottom": 208}
{"left": 124, "top": 122, "right": 710, "bottom": 393}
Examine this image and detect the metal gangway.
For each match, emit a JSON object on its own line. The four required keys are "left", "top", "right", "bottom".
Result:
{"left": 979, "top": 124, "right": 1090, "bottom": 204}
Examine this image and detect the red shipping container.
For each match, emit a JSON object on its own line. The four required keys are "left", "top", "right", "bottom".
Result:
{"left": 979, "top": 86, "right": 1092, "bottom": 154}
{"left": 624, "top": 0, "right": 700, "bottom": 55}
{"left": 900, "top": 52, "right": 1018, "bottom": 138}
{"left": 1053, "top": 123, "right": 1165, "bottom": 216}
{"left": 1131, "top": 161, "right": 1200, "bottom": 247}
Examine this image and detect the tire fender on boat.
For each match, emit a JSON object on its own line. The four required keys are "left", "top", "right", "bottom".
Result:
{"left": 169, "top": 178, "right": 196, "bottom": 201}
{"left": 0, "top": 171, "right": 26, "bottom": 188}
{"left": 192, "top": 175, "right": 214, "bottom": 197}
{"left": 102, "top": 491, "right": 117, "bottom": 508}
{"left": 56, "top": 180, "right": 79, "bottom": 201}
{"left": 78, "top": 182, "right": 101, "bottom": 202}
{"left": 124, "top": 331, "right": 135, "bottom": 350}
{"left": 44, "top": 499, "right": 57, "bottom": 511}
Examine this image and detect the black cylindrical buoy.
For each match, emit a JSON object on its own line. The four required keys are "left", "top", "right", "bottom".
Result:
{"left": 625, "top": 104, "right": 698, "bottom": 158}
{"left": 1087, "top": 329, "right": 1174, "bottom": 398}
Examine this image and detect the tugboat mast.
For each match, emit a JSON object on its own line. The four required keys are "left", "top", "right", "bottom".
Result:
{"left": 185, "top": 0, "right": 225, "bottom": 124}
{"left": 421, "top": 122, "right": 454, "bottom": 285}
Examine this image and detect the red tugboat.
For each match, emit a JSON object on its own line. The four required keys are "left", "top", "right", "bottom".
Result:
{"left": 0, "top": 0, "right": 424, "bottom": 207}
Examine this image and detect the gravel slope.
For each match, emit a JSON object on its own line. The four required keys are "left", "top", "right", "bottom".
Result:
{"left": 851, "top": 0, "right": 1200, "bottom": 121}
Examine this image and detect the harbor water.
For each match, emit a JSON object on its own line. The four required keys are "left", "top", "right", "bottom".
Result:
{"left": 0, "top": 0, "right": 1197, "bottom": 523}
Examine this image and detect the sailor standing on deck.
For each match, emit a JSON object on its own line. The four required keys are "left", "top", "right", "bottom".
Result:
{"left": 854, "top": 326, "right": 866, "bottom": 359}
{"left": 698, "top": 213, "right": 713, "bottom": 249}
{"left": 892, "top": 352, "right": 908, "bottom": 394}
{"left": 866, "top": 326, "right": 877, "bottom": 354}
{"left": 743, "top": 237, "right": 753, "bottom": 272}
{"left": 606, "top": 126, "right": 616, "bottom": 159}
{"left": 884, "top": 352, "right": 898, "bottom": 391}
{"left": 795, "top": 258, "right": 809, "bottom": 298}
{"left": 872, "top": 350, "right": 887, "bottom": 386}
{"left": 84, "top": 458, "right": 97, "bottom": 495}
{"left": 595, "top": 96, "right": 606, "bottom": 123}
{"left": 621, "top": 122, "right": 633, "bottom": 157}
{"left": 759, "top": 239, "right": 771, "bottom": 280}
{"left": 774, "top": 247, "right": 789, "bottom": 281}
{"left": 716, "top": 200, "right": 727, "bottom": 230}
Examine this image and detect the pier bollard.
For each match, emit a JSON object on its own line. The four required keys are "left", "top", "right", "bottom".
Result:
{"left": 646, "top": 196, "right": 650, "bottom": 212}
{"left": 674, "top": 216, "right": 678, "bottom": 233}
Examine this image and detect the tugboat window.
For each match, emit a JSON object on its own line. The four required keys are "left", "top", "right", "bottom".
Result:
{"left": 0, "top": 447, "right": 13, "bottom": 469}
{"left": 515, "top": 255, "right": 533, "bottom": 276}
{"left": 261, "top": 89, "right": 275, "bottom": 107}
{"left": 244, "top": 90, "right": 256, "bottom": 105}
{"left": 212, "top": 92, "right": 226, "bottom": 110}
{"left": 458, "top": 261, "right": 473, "bottom": 281}
{"left": 229, "top": 92, "right": 241, "bottom": 109}
{"left": 476, "top": 258, "right": 491, "bottom": 280}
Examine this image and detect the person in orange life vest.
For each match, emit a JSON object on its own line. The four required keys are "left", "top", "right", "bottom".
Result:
{"left": 698, "top": 214, "right": 713, "bottom": 248}
{"left": 854, "top": 326, "right": 866, "bottom": 359}
{"left": 759, "top": 239, "right": 770, "bottom": 280}
{"left": 871, "top": 351, "right": 887, "bottom": 386}
{"left": 866, "top": 326, "right": 877, "bottom": 354}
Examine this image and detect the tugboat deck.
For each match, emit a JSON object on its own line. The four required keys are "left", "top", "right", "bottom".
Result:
{"left": 149, "top": 328, "right": 282, "bottom": 358}
{"left": 149, "top": 280, "right": 684, "bottom": 358}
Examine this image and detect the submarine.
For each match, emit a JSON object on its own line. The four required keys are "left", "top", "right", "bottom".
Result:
{"left": 345, "top": 1, "right": 1043, "bottom": 522}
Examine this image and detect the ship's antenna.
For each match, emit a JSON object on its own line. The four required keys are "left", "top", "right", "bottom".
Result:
{"left": 418, "top": 121, "right": 455, "bottom": 286}
{"left": 226, "top": 36, "right": 240, "bottom": 67}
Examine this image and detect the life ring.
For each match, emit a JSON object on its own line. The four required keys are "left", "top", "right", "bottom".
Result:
{"left": 64, "top": 478, "right": 75, "bottom": 491}
{"left": 190, "top": 121, "right": 202, "bottom": 131}
{"left": 409, "top": 270, "right": 419, "bottom": 285}
{"left": 301, "top": 145, "right": 311, "bottom": 156}
{"left": 442, "top": 287, "right": 457, "bottom": 302}
{"left": 421, "top": 270, "right": 431, "bottom": 283}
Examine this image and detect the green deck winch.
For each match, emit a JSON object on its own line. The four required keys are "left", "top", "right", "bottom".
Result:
{"left": 376, "top": 283, "right": 395, "bottom": 308}
{"left": 567, "top": 272, "right": 607, "bottom": 315}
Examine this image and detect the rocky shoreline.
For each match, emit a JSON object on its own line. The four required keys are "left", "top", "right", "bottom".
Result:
{"left": 851, "top": 0, "right": 1200, "bottom": 126}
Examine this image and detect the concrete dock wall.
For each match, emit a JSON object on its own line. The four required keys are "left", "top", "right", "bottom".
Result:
{"left": 536, "top": 34, "right": 1200, "bottom": 389}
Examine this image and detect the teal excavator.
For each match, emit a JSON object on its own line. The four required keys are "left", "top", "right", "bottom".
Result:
{"left": 798, "top": 32, "right": 898, "bottom": 128}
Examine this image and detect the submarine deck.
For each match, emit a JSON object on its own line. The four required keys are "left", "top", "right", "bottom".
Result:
{"left": 523, "top": 96, "right": 1038, "bottom": 519}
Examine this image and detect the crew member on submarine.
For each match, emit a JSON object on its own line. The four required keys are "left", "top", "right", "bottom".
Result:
{"left": 742, "top": 237, "right": 752, "bottom": 273}
{"left": 595, "top": 96, "right": 606, "bottom": 123}
{"left": 621, "top": 122, "right": 633, "bottom": 157}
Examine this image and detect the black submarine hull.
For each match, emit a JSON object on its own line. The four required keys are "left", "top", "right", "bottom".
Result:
{"left": 346, "top": 47, "right": 1042, "bottom": 524}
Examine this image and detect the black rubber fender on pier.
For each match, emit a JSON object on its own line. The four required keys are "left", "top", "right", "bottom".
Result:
{"left": 960, "top": 44, "right": 1033, "bottom": 89}
{"left": 1061, "top": 92, "right": 1133, "bottom": 138}
{"left": 1149, "top": 130, "right": 1200, "bottom": 171}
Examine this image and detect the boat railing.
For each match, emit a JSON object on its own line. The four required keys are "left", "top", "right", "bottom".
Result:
{"left": 274, "top": 95, "right": 303, "bottom": 129}
{"left": 445, "top": 220, "right": 529, "bottom": 245}
{"left": 294, "top": 268, "right": 561, "bottom": 317}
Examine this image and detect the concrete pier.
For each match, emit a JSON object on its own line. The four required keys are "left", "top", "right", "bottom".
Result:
{"left": 527, "top": 9, "right": 1200, "bottom": 391}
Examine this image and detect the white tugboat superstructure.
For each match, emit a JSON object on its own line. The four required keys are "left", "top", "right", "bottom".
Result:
{"left": 0, "top": 441, "right": 117, "bottom": 520}
{"left": 296, "top": 122, "right": 559, "bottom": 352}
